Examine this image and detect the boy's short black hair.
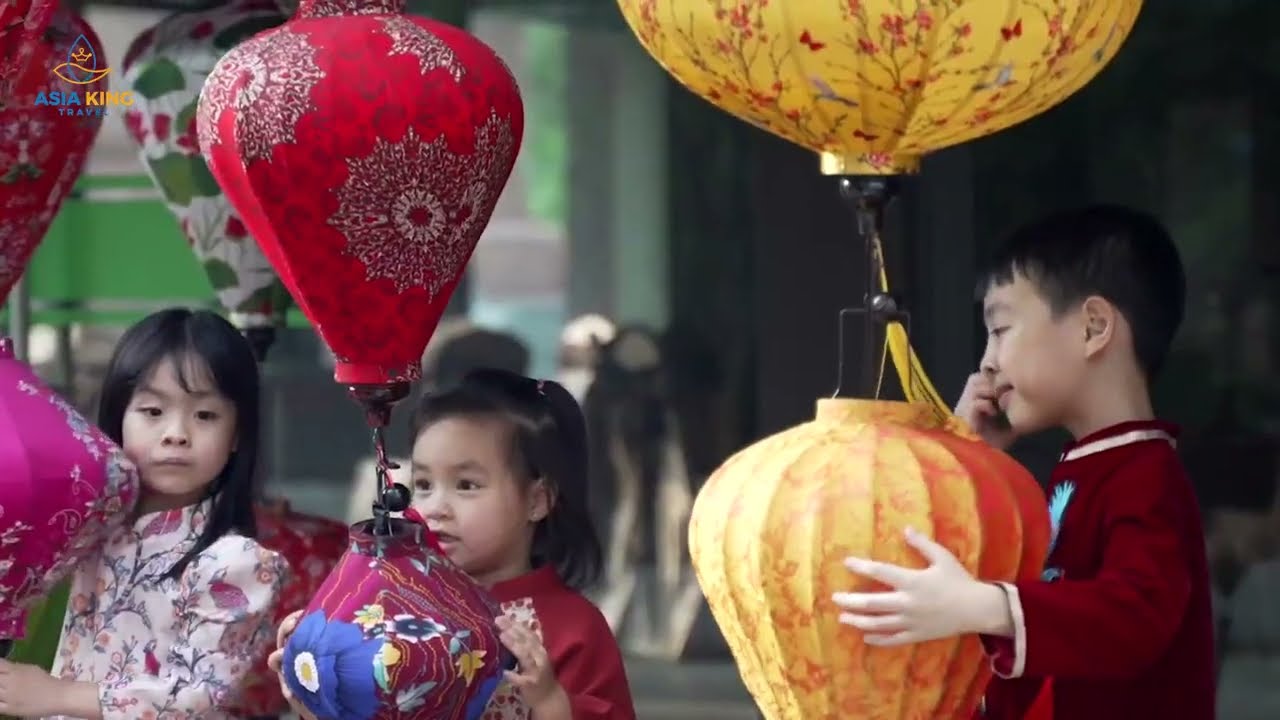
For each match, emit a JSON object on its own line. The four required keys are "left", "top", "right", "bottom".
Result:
{"left": 977, "top": 204, "right": 1186, "bottom": 378}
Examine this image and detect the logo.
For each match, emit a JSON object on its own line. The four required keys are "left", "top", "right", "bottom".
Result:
{"left": 37, "top": 33, "right": 133, "bottom": 117}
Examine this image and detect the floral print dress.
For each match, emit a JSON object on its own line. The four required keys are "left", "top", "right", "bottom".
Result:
{"left": 47, "top": 500, "right": 288, "bottom": 720}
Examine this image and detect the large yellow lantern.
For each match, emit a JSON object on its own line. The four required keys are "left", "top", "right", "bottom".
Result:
{"left": 692, "top": 400, "right": 1051, "bottom": 719}
{"left": 617, "top": 1, "right": 1140, "bottom": 175}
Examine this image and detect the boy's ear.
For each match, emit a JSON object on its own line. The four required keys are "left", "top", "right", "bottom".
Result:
{"left": 1081, "top": 295, "right": 1116, "bottom": 357}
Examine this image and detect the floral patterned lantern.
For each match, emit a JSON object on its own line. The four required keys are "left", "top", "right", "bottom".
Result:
{"left": 122, "top": 0, "right": 290, "bottom": 360}
{"left": 198, "top": 2, "right": 523, "bottom": 717}
{"left": 0, "top": 7, "right": 107, "bottom": 303}
{"left": 282, "top": 520, "right": 508, "bottom": 720}
{"left": 0, "top": 337, "right": 140, "bottom": 655}
{"left": 0, "top": 0, "right": 55, "bottom": 106}
{"left": 228, "top": 500, "right": 348, "bottom": 717}
{"left": 199, "top": 0, "right": 521, "bottom": 529}
{"left": 617, "top": 1, "right": 1140, "bottom": 175}
{"left": 690, "top": 400, "right": 1051, "bottom": 719}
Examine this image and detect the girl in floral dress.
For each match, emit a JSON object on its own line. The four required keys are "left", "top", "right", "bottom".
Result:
{"left": 0, "top": 308, "right": 287, "bottom": 719}
{"left": 271, "top": 368, "right": 635, "bottom": 720}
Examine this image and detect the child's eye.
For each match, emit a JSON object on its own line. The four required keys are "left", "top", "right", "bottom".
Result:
{"left": 195, "top": 410, "right": 219, "bottom": 421}
{"left": 988, "top": 326, "right": 1009, "bottom": 338}
{"left": 457, "top": 479, "right": 480, "bottom": 491}
{"left": 137, "top": 406, "right": 162, "bottom": 418}
{"left": 413, "top": 479, "right": 431, "bottom": 493}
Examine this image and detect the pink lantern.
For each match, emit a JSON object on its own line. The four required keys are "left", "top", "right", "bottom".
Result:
{"left": 0, "top": 337, "right": 139, "bottom": 651}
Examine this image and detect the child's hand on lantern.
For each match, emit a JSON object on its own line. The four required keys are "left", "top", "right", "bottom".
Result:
{"left": 833, "top": 527, "right": 1013, "bottom": 646}
{"left": 497, "top": 615, "right": 571, "bottom": 719}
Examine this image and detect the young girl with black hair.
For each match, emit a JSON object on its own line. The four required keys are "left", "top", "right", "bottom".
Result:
{"left": 409, "top": 368, "right": 634, "bottom": 720}
{"left": 0, "top": 308, "right": 287, "bottom": 719}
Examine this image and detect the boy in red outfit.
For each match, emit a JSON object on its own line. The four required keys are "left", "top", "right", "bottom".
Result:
{"left": 832, "top": 205, "right": 1216, "bottom": 719}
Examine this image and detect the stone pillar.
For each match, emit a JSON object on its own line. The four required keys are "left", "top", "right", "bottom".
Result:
{"left": 610, "top": 36, "right": 669, "bottom": 328}
{"left": 565, "top": 29, "right": 617, "bottom": 317}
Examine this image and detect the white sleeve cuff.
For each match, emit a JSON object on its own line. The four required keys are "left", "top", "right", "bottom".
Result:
{"left": 994, "top": 581, "right": 1028, "bottom": 678}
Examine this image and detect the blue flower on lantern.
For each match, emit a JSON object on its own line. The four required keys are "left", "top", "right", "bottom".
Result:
{"left": 283, "top": 610, "right": 384, "bottom": 720}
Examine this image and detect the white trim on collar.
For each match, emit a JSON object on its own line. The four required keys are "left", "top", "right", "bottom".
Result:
{"left": 1060, "top": 428, "right": 1176, "bottom": 463}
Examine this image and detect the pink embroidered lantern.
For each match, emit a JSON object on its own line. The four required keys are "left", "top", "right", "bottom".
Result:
{"left": 122, "top": 0, "right": 291, "bottom": 360}
{"left": 0, "top": 7, "right": 106, "bottom": 302}
{"left": 0, "top": 0, "right": 55, "bottom": 106}
{"left": 197, "top": 1, "right": 523, "bottom": 717}
{"left": 0, "top": 338, "right": 140, "bottom": 653}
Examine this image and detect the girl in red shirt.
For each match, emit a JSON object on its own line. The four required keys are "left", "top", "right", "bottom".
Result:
{"left": 407, "top": 369, "right": 634, "bottom": 720}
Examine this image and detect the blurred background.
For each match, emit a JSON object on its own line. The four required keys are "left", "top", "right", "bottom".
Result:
{"left": 7, "top": 1, "right": 1280, "bottom": 717}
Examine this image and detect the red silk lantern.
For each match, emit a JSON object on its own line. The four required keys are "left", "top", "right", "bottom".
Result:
{"left": 198, "top": 0, "right": 523, "bottom": 389}
{"left": 121, "top": 0, "right": 292, "bottom": 360}
{"left": 197, "top": 4, "right": 523, "bottom": 717}
{"left": 0, "top": 8, "right": 106, "bottom": 302}
{"left": 0, "top": 0, "right": 55, "bottom": 106}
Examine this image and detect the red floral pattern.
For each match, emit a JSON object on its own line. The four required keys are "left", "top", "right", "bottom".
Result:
{"left": 0, "top": 7, "right": 105, "bottom": 302}
{"left": 198, "top": 0, "right": 524, "bottom": 385}
{"left": 0, "top": 0, "right": 55, "bottom": 106}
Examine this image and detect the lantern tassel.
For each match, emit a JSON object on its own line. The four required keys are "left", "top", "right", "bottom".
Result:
{"left": 833, "top": 176, "right": 950, "bottom": 421}
{"left": 346, "top": 382, "right": 412, "bottom": 536}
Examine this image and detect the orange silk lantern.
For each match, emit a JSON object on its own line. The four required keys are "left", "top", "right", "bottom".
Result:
{"left": 691, "top": 400, "right": 1050, "bottom": 718}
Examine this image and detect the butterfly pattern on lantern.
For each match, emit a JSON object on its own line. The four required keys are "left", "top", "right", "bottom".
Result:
{"left": 329, "top": 110, "right": 517, "bottom": 297}
{"left": 617, "top": 0, "right": 1141, "bottom": 174}
{"left": 196, "top": 27, "right": 323, "bottom": 164}
{"left": 382, "top": 16, "right": 465, "bottom": 81}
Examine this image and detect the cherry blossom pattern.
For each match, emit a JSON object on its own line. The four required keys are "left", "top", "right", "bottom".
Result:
{"left": 328, "top": 109, "right": 517, "bottom": 297}
{"left": 380, "top": 15, "right": 464, "bottom": 82}
{"left": 197, "top": 26, "right": 324, "bottom": 163}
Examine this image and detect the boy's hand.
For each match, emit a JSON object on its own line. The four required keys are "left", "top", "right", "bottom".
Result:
{"left": 955, "top": 372, "right": 1016, "bottom": 449}
{"left": 833, "top": 527, "right": 1012, "bottom": 645}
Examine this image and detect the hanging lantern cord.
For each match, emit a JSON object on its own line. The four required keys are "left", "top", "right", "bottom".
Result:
{"left": 832, "top": 175, "right": 908, "bottom": 399}
{"left": 347, "top": 381, "right": 412, "bottom": 536}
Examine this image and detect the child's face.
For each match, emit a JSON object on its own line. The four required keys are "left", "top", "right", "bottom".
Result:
{"left": 122, "top": 354, "right": 238, "bottom": 512}
{"left": 410, "top": 415, "right": 549, "bottom": 586}
{"left": 979, "top": 273, "right": 1089, "bottom": 435}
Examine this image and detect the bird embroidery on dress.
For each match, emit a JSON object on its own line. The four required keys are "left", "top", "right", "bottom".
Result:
{"left": 1042, "top": 480, "right": 1076, "bottom": 582}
